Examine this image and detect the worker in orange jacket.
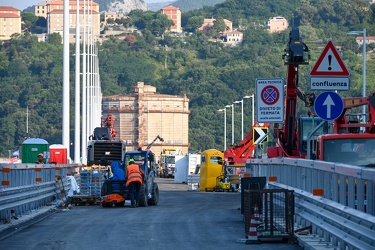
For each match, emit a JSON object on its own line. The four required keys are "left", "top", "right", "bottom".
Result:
{"left": 125, "top": 159, "right": 144, "bottom": 208}
{"left": 35, "top": 153, "right": 45, "bottom": 164}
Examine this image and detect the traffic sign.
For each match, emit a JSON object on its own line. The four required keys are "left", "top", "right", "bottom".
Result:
{"left": 253, "top": 127, "right": 268, "bottom": 144}
{"left": 310, "top": 41, "right": 350, "bottom": 91}
{"left": 256, "top": 78, "right": 284, "bottom": 123}
{"left": 314, "top": 92, "right": 344, "bottom": 121}
{"left": 310, "top": 41, "right": 350, "bottom": 77}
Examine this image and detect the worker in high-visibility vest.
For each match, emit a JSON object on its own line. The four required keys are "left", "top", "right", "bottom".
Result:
{"left": 35, "top": 153, "right": 45, "bottom": 164}
{"left": 125, "top": 159, "right": 144, "bottom": 208}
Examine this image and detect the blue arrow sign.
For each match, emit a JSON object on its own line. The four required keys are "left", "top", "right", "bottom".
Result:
{"left": 314, "top": 92, "right": 344, "bottom": 121}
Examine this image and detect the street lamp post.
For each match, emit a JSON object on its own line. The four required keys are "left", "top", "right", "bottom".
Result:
{"left": 244, "top": 94, "right": 255, "bottom": 126}
{"left": 218, "top": 108, "right": 227, "bottom": 151}
{"left": 348, "top": 29, "right": 366, "bottom": 127}
{"left": 225, "top": 104, "right": 234, "bottom": 145}
{"left": 234, "top": 100, "right": 244, "bottom": 140}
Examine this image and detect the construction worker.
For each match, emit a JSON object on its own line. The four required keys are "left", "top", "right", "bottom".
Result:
{"left": 125, "top": 158, "right": 144, "bottom": 208}
{"left": 35, "top": 153, "right": 45, "bottom": 164}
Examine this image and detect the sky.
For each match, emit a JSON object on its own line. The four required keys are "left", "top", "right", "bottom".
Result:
{"left": 2, "top": 0, "right": 163, "bottom": 11}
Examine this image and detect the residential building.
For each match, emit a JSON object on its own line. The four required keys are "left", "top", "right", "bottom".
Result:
{"left": 267, "top": 16, "right": 288, "bottom": 33}
{"left": 356, "top": 36, "right": 375, "bottom": 45}
{"left": 35, "top": 1, "right": 100, "bottom": 43}
{"left": 0, "top": 6, "right": 21, "bottom": 41}
{"left": 102, "top": 82, "right": 190, "bottom": 158}
{"left": 161, "top": 5, "right": 182, "bottom": 33}
{"left": 35, "top": 0, "right": 55, "bottom": 18}
{"left": 104, "top": 12, "right": 126, "bottom": 25}
{"left": 199, "top": 18, "right": 233, "bottom": 32}
{"left": 220, "top": 30, "right": 243, "bottom": 46}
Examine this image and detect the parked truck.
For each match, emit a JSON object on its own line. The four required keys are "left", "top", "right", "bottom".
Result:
{"left": 159, "top": 148, "right": 183, "bottom": 178}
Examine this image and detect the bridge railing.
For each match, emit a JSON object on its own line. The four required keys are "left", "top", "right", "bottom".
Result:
{"left": 248, "top": 158, "right": 375, "bottom": 216}
{"left": 0, "top": 163, "right": 79, "bottom": 222}
{"left": 248, "top": 158, "right": 375, "bottom": 249}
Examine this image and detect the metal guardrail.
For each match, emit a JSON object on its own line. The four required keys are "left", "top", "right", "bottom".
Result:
{"left": 0, "top": 164, "right": 78, "bottom": 222}
{"left": 271, "top": 182, "right": 375, "bottom": 249}
{"left": 248, "top": 158, "right": 375, "bottom": 249}
{"left": 249, "top": 158, "right": 375, "bottom": 216}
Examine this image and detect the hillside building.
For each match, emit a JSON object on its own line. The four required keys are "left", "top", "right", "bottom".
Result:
{"left": 102, "top": 82, "right": 190, "bottom": 159}
{"left": 267, "top": 16, "right": 288, "bottom": 33}
{"left": 220, "top": 30, "right": 243, "bottom": 46}
{"left": 0, "top": 6, "right": 21, "bottom": 41}
{"left": 356, "top": 36, "right": 375, "bottom": 45}
{"left": 35, "top": 0, "right": 100, "bottom": 43}
{"left": 161, "top": 5, "right": 182, "bottom": 33}
{"left": 199, "top": 18, "right": 233, "bottom": 32}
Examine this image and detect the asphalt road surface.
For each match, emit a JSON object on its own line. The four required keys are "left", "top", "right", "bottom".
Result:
{"left": 0, "top": 178, "right": 302, "bottom": 250}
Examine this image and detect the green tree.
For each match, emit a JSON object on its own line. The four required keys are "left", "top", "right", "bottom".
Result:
{"left": 21, "top": 12, "right": 38, "bottom": 31}
{"left": 185, "top": 16, "right": 204, "bottom": 32}
{"left": 49, "top": 33, "right": 62, "bottom": 45}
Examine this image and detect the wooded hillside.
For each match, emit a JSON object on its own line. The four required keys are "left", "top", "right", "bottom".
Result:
{"left": 0, "top": 0, "right": 374, "bottom": 157}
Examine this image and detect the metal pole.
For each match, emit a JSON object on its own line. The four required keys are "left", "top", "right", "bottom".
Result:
{"left": 224, "top": 108, "right": 227, "bottom": 151}
{"left": 362, "top": 28, "right": 366, "bottom": 127}
{"left": 63, "top": 0, "right": 70, "bottom": 159}
{"left": 234, "top": 100, "right": 244, "bottom": 140}
{"left": 74, "top": 0, "right": 80, "bottom": 163}
{"left": 241, "top": 100, "right": 244, "bottom": 140}
{"left": 218, "top": 109, "right": 227, "bottom": 151}
{"left": 251, "top": 94, "right": 255, "bottom": 125}
{"left": 81, "top": 0, "right": 87, "bottom": 164}
{"left": 231, "top": 104, "right": 234, "bottom": 145}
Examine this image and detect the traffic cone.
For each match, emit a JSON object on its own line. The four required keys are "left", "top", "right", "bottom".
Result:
{"left": 246, "top": 214, "right": 260, "bottom": 244}
{"left": 253, "top": 204, "right": 260, "bottom": 225}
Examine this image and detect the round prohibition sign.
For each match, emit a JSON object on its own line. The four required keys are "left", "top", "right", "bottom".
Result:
{"left": 261, "top": 85, "right": 280, "bottom": 105}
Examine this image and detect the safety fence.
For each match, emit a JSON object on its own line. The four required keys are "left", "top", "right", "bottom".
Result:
{"left": 0, "top": 163, "right": 79, "bottom": 222}
{"left": 243, "top": 188, "right": 295, "bottom": 243}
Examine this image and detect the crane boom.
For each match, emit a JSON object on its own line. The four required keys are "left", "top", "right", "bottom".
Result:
{"left": 269, "top": 27, "right": 310, "bottom": 158}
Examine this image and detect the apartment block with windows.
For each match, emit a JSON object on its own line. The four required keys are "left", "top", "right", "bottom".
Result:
{"left": 161, "top": 5, "right": 182, "bottom": 33}
{"left": 35, "top": 1, "right": 100, "bottom": 43}
{"left": 0, "top": 6, "right": 21, "bottom": 41}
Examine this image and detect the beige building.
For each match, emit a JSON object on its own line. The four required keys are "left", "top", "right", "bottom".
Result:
{"left": 102, "top": 82, "right": 190, "bottom": 159}
{"left": 199, "top": 18, "right": 233, "bottom": 32}
{"left": 220, "top": 30, "right": 243, "bottom": 46}
{"left": 267, "top": 16, "right": 288, "bottom": 33}
{"left": 35, "top": 0, "right": 54, "bottom": 18}
{"left": 0, "top": 6, "right": 21, "bottom": 41}
{"left": 35, "top": 1, "right": 100, "bottom": 43}
{"left": 161, "top": 5, "right": 182, "bottom": 33}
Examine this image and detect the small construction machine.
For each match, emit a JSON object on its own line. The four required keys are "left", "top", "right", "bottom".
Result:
{"left": 100, "top": 136, "right": 162, "bottom": 207}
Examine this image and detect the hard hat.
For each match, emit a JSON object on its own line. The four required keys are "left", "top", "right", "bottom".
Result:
{"left": 38, "top": 153, "right": 44, "bottom": 157}
{"left": 129, "top": 158, "right": 135, "bottom": 164}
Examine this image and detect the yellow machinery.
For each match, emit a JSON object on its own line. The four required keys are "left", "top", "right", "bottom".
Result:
{"left": 199, "top": 149, "right": 231, "bottom": 191}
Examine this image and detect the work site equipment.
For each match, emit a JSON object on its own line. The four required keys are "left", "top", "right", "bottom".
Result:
{"left": 100, "top": 144, "right": 159, "bottom": 207}
{"left": 159, "top": 147, "right": 183, "bottom": 178}
{"left": 244, "top": 188, "right": 295, "bottom": 243}
{"left": 199, "top": 149, "right": 238, "bottom": 192}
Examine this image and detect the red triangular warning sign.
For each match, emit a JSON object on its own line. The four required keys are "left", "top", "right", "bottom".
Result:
{"left": 310, "top": 41, "right": 350, "bottom": 77}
